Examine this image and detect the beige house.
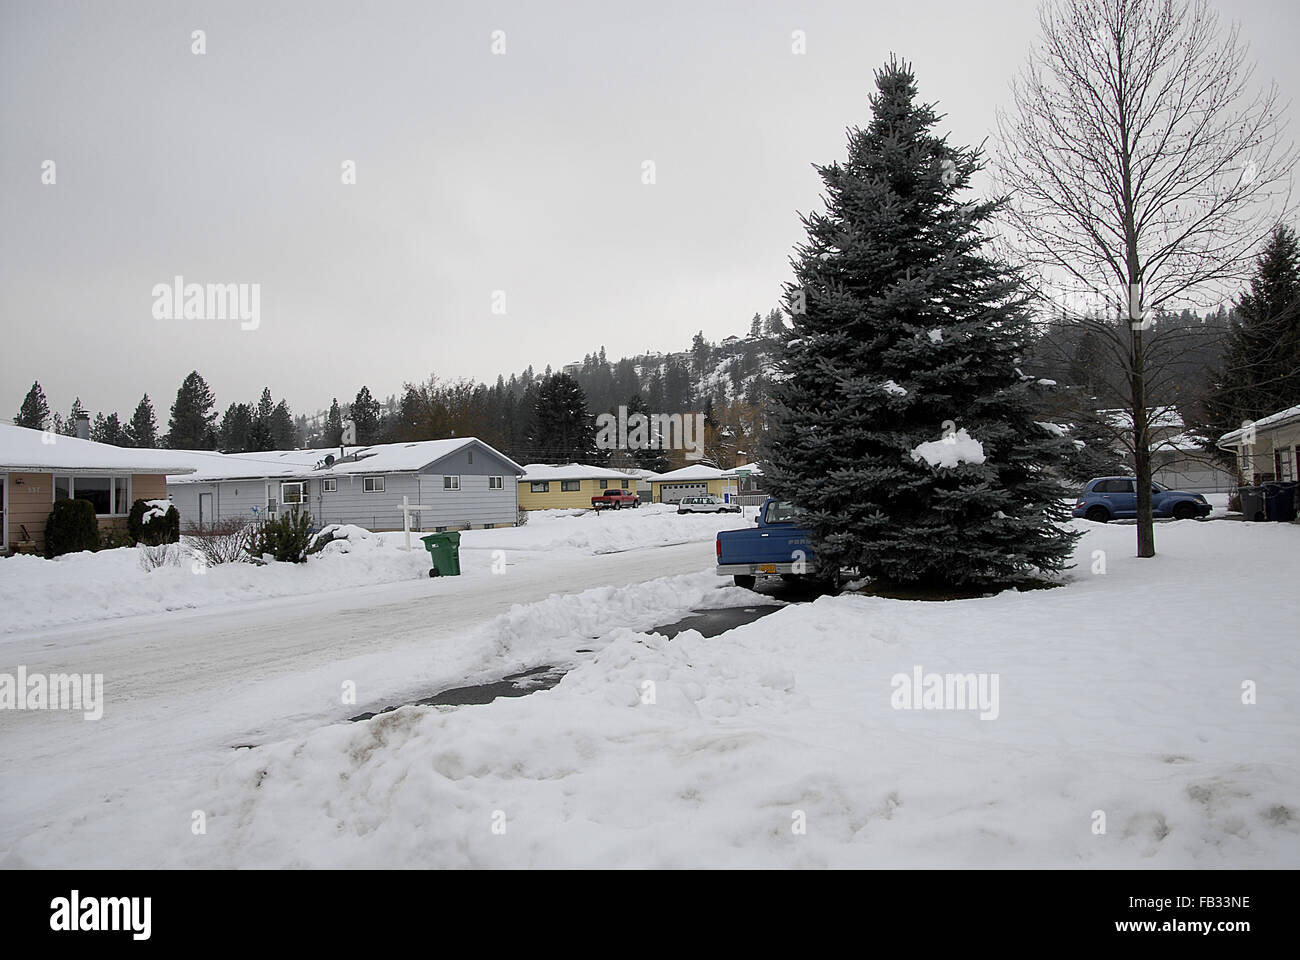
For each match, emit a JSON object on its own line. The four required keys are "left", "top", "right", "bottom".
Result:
{"left": 1, "top": 421, "right": 196, "bottom": 555}
{"left": 1218, "top": 403, "right": 1300, "bottom": 484}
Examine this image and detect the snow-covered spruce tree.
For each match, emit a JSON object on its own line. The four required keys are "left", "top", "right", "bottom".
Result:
{"left": 763, "top": 58, "right": 1078, "bottom": 589}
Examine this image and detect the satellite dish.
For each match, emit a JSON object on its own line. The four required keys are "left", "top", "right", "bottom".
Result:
{"left": 324, "top": 454, "right": 335, "bottom": 466}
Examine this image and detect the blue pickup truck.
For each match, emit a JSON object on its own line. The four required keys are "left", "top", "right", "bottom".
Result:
{"left": 716, "top": 498, "right": 827, "bottom": 590}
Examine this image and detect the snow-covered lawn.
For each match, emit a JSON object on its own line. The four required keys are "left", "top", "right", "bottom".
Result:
{"left": 3, "top": 514, "right": 1296, "bottom": 868}
{"left": 0, "top": 503, "right": 752, "bottom": 634}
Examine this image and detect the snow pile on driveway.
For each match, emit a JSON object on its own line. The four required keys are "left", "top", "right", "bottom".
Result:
{"left": 0, "top": 539, "right": 433, "bottom": 635}
{"left": 16, "top": 515, "right": 1296, "bottom": 868}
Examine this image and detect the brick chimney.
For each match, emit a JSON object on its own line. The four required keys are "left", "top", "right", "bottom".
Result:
{"left": 75, "top": 412, "right": 90, "bottom": 440}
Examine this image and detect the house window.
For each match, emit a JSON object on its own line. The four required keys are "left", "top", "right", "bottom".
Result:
{"left": 530, "top": 481, "right": 550, "bottom": 493}
{"left": 444, "top": 475, "right": 461, "bottom": 491}
{"left": 1278, "top": 447, "right": 1296, "bottom": 482}
{"left": 281, "top": 482, "right": 305, "bottom": 506}
{"left": 621, "top": 479, "right": 629, "bottom": 489}
{"left": 561, "top": 480, "right": 581, "bottom": 492}
{"left": 468, "top": 450, "right": 474, "bottom": 464}
{"left": 52, "top": 476, "right": 130, "bottom": 516}
{"left": 489, "top": 476, "right": 503, "bottom": 490}
{"left": 323, "top": 478, "right": 337, "bottom": 493}
{"left": 363, "top": 477, "right": 385, "bottom": 493}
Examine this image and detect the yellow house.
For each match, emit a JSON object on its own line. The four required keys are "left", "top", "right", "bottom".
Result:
{"left": 518, "top": 463, "right": 636, "bottom": 510}
{"left": 650, "top": 464, "right": 738, "bottom": 503}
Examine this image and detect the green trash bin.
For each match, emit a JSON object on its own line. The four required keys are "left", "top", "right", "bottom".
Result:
{"left": 420, "top": 531, "right": 461, "bottom": 577}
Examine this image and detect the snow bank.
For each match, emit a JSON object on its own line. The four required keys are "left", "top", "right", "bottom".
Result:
{"left": 0, "top": 505, "right": 752, "bottom": 634}
{"left": 0, "top": 541, "right": 432, "bottom": 635}
{"left": 911, "top": 428, "right": 986, "bottom": 468}
{"left": 457, "top": 502, "right": 751, "bottom": 556}
{"left": 5, "top": 515, "right": 1294, "bottom": 868}
{"left": 9, "top": 517, "right": 1296, "bottom": 869}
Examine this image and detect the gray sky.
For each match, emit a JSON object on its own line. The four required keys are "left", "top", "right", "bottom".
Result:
{"left": 2, "top": 0, "right": 1296, "bottom": 422}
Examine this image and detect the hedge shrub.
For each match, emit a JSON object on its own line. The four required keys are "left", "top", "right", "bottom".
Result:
{"left": 45, "top": 498, "right": 100, "bottom": 558}
{"left": 127, "top": 499, "right": 181, "bottom": 546}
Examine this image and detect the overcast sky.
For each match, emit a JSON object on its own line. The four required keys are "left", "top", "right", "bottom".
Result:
{"left": 2, "top": 0, "right": 1296, "bottom": 423}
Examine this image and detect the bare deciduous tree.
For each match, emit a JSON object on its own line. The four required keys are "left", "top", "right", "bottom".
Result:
{"left": 996, "top": 0, "right": 1294, "bottom": 556}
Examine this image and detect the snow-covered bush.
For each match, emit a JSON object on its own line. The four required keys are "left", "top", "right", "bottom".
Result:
{"left": 137, "top": 542, "right": 183, "bottom": 572}
{"left": 185, "top": 518, "right": 252, "bottom": 565}
{"left": 128, "top": 498, "right": 180, "bottom": 546}
{"left": 307, "top": 524, "right": 379, "bottom": 555}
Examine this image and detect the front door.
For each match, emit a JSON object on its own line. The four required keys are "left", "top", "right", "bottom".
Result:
{"left": 198, "top": 492, "right": 213, "bottom": 524}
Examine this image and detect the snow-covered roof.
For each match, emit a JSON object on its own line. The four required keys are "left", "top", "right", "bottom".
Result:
{"left": 1219, "top": 403, "right": 1300, "bottom": 445}
{"left": 170, "top": 437, "right": 523, "bottom": 483}
{"left": 652, "top": 464, "right": 729, "bottom": 483}
{"left": 0, "top": 422, "right": 198, "bottom": 474}
{"left": 1154, "top": 432, "right": 1210, "bottom": 452}
{"left": 614, "top": 468, "right": 663, "bottom": 480}
{"left": 1097, "top": 407, "right": 1184, "bottom": 432}
{"left": 519, "top": 463, "right": 631, "bottom": 482}
{"left": 723, "top": 462, "right": 764, "bottom": 477}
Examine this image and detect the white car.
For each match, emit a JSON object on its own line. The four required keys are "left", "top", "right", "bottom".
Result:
{"left": 676, "top": 495, "right": 741, "bottom": 514}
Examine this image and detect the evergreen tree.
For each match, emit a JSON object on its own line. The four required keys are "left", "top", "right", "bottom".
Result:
{"left": 270, "top": 400, "right": 295, "bottom": 449}
{"left": 1201, "top": 224, "right": 1300, "bottom": 449}
{"left": 15, "top": 381, "right": 51, "bottom": 429}
{"left": 166, "top": 371, "right": 218, "bottom": 449}
{"left": 351, "top": 386, "right": 381, "bottom": 445}
{"left": 125, "top": 394, "right": 158, "bottom": 448}
{"left": 529, "top": 373, "right": 593, "bottom": 462}
{"left": 90, "top": 412, "right": 124, "bottom": 445}
{"left": 217, "top": 402, "right": 254, "bottom": 452}
{"left": 625, "top": 393, "right": 671, "bottom": 473}
{"left": 60, "top": 398, "right": 87, "bottom": 436}
{"left": 749, "top": 313, "right": 763, "bottom": 339}
{"left": 763, "top": 58, "right": 1078, "bottom": 589}
{"left": 324, "top": 398, "right": 343, "bottom": 447}
{"left": 246, "top": 416, "right": 274, "bottom": 452}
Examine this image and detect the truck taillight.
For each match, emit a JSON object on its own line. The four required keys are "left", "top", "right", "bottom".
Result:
{"left": 715, "top": 536, "right": 721, "bottom": 558}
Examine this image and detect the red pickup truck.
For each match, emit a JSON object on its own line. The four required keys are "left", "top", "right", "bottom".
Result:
{"left": 591, "top": 489, "right": 640, "bottom": 510}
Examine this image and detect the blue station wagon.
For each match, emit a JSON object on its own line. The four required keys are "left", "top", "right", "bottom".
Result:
{"left": 1073, "top": 477, "right": 1211, "bottom": 522}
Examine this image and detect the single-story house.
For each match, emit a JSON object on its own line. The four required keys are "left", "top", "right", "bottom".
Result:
{"left": 615, "top": 468, "right": 662, "bottom": 501}
{"left": 1218, "top": 403, "right": 1300, "bottom": 485}
{"left": 1, "top": 420, "right": 197, "bottom": 555}
{"left": 1098, "top": 407, "right": 1235, "bottom": 493}
{"left": 168, "top": 437, "right": 524, "bottom": 531}
{"left": 517, "top": 464, "right": 635, "bottom": 510}
{"left": 650, "top": 464, "right": 739, "bottom": 503}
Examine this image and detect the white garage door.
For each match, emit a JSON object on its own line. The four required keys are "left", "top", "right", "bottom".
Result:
{"left": 659, "top": 483, "right": 708, "bottom": 503}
